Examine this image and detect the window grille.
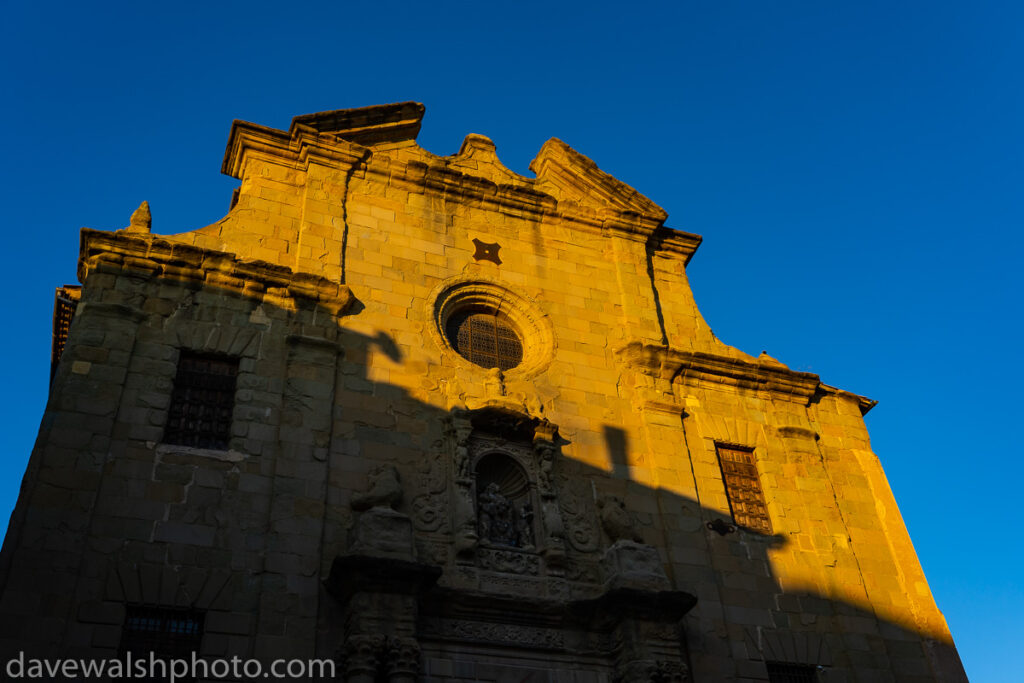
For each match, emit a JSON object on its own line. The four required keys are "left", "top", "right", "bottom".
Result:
{"left": 447, "top": 310, "right": 523, "bottom": 371}
{"left": 163, "top": 352, "right": 238, "bottom": 450}
{"left": 766, "top": 661, "right": 818, "bottom": 683}
{"left": 119, "top": 605, "right": 204, "bottom": 681}
{"left": 716, "top": 445, "right": 772, "bottom": 533}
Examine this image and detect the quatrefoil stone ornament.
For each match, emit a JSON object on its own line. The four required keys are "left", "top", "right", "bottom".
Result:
{"left": 472, "top": 238, "right": 502, "bottom": 265}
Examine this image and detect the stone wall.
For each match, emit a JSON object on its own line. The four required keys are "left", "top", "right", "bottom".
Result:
{"left": 0, "top": 103, "right": 965, "bottom": 682}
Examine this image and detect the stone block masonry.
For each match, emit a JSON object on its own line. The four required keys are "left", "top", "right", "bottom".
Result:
{"left": 0, "top": 102, "right": 966, "bottom": 683}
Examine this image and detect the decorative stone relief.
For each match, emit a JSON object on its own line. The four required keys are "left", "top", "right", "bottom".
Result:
{"left": 564, "top": 558, "right": 602, "bottom": 584}
{"left": 420, "top": 617, "right": 565, "bottom": 649}
{"left": 410, "top": 439, "right": 448, "bottom": 532}
{"left": 342, "top": 634, "right": 386, "bottom": 681}
{"left": 601, "top": 539, "right": 671, "bottom": 592}
{"left": 558, "top": 475, "right": 600, "bottom": 553}
{"left": 348, "top": 465, "right": 416, "bottom": 561}
{"left": 598, "top": 495, "right": 643, "bottom": 544}
{"left": 614, "top": 659, "right": 689, "bottom": 683}
{"left": 447, "top": 411, "right": 478, "bottom": 562}
{"left": 415, "top": 540, "right": 449, "bottom": 567}
{"left": 476, "top": 547, "right": 541, "bottom": 575}
{"left": 383, "top": 636, "right": 421, "bottom": 680}
{"left": 351, "top": 464, "right": 402, "bottom": 511}
{"left": 478, "top": 573, "right": 547, "bottom": 596}
{"left": 478, "top": 483, "right": 534, "bottom": 549}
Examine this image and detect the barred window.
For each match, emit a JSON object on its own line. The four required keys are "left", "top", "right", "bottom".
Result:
{"left": 446, "top": 309, "right": 523, "bottom": 371}
{"left": 766, "top": 661, "right": 818, "bottom": 683}
{"left": 119, "top": 605, "right": 204, "bottom": 681}
{"left": 163, "top": 352, "right": 238, "bottom": 450}
{"left": 716, "top": 445, "right": 772, "bottom": 534}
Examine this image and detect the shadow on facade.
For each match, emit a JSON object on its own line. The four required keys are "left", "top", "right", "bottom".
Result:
{"left": 0, "top": 272, "right": 966, "bottom": 683}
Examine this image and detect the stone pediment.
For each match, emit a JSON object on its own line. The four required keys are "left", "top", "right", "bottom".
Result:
{"left": 530, "top": 138, "right": 668, "bottom": 226}
{"left": 222, "top": 103, "right": 670, "bottom": 236}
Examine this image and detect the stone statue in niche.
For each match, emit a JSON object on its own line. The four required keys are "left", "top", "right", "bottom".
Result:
{"left": 478, "top": 483, "right": 534, "bottom": 549}
{"left": 478, "top": 483, "right": 517, "bottom": 546}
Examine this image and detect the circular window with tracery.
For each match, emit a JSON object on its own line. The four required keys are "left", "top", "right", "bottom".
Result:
{"left": 429, "top": 279, "right": 555, "bottom": 377}
{"left": 446, "top": 309, "right": 523, "bottom": 371}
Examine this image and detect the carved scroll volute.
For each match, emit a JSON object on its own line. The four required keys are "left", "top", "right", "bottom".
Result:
{"left": 448, "top": 411, "right": 478, "bottom": 562}
{"left": 384, "top": 636, "right": 421, "bottom": 683}
{"left": 533, "top": 422, "right": 568, "bottom": 571}
{"left": 343, "top": 634, "right": 386, "bottom": 683}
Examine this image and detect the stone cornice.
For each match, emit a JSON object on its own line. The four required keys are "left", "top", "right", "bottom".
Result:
{"left": 78, "top": 229, "right": 355, "bottom": 315}
{"left": 649, "top": 225, "right": 703, "bottom": 266}
{"left": 219, "top": 104, "right": 700, "bottom": 259}
{"left": 380, "top": 155, "right": 684, "bottom": 248}
{"left": 291, "top": 101, "right": 425, "bottom": 145}
{"left": 616, "top": 342, "right": 876, "bottom": 413}
{"left": 221, "top": 119, "right": 371, "bottom": 178}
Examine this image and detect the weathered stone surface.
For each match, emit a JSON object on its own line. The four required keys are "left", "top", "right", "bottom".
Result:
{"left": 0, "top": 102, "right": 965, "bottom": 682}
{"left": 601, "top": 540, "right": 670, "bottom": 592}
{"left": 348, "top": 506, "right": 416, "bottom": 561}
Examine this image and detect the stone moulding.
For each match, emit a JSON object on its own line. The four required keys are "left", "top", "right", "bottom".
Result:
{"left": 220, "top": 102, "right": 703, "bottom": 260}
{"left": 419, "top": 583, "right": 696, "bottom": 647}
{"left": 78, "top": 229, "right": 355, "bottom": 315}
{"left": 428, "top": 277, "right": 556, "bottom": 379}
{"left": 617, "top": 342, "right": 877, "bottom": 414}
{"left": 324, "top": 554, "right": 442, "bottom": 606}
{"left": 290, "top": 101, "right": 426, "bottom": 146}
{"left": 221, "top": 119, "right": 372, "bottom": 179}
{"left": 649, "top": 225, "right": 703, "bottom": 266}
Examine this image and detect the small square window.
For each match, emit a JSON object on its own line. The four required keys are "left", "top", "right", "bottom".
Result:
{"left": 716, "top": 445, "right": 772, "bottom": 533}
{"left": 119, "top": 605, "right": 205, "bottom": 682}
{"left": 163, "top": 351, "right": 238, "bottom": 450}
{"left": 766, "top": 661, "right": 818, "bottom": 683}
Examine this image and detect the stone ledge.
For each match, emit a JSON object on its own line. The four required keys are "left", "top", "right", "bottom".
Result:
{"left": 78, "top": 229, "right": 355, "bottom": 316}
{"left": 617, "top": 341, "right": 876, "bottom": 413}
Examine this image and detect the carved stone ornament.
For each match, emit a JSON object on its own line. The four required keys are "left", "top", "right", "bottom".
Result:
{"left": 477, "top": 482, "right": 535, "bottom": 549}
{"left": 477, "top": 547, "right": 541, "bottom": 575}
{"left": 351, "top": 464, "right": 402, "bottom": 511}
{"left": 342, "top": 634, "right": 386, "bottom": 680}
{"left": 419, "top": 617, "right": 565, "bottom": 649}
{"left": 411, "top": 439, "right": 448, "bottom": 532}
{"left": 384, "top": 636, "right": 421, "bottom": 679}
{"left": 535, "top": 438, "right": 557, "bottom": 495}
{"left": 598, "top": 495, "right": 643, "bottom": 544}
{"left": 472, "top": 237, "right": 502, "bottom": 265}
{"left": 601, "top": 539, "right": 671, "bottom": 592}
{"left": 614, "top": 658, "right": 689, "bottom": 683}
{"left": 558, "top": 475, "right": 600, "bottom": 553}
{"left": 127, "top": 200, "right": 152, "bottom": 233}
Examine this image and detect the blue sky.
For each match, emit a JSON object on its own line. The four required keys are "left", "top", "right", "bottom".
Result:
{"left": 2, "top": 1, "right": 1020, "bottom": 679}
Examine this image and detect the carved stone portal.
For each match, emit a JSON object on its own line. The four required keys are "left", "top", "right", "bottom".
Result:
{"left": 447, "top": 407, "right": 569, "bottom": 569}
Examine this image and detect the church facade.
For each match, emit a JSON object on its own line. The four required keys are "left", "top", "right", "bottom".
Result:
{"left": 0, "top": 103, "right": 966, "bottom": 682}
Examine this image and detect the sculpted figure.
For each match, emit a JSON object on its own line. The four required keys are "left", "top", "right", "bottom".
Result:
{"left": 351, "top": 464, "right": 403, "bottom": 511}
{"left": 535, "top": 441, "right": 555, "bottom": 492}
{"left": 454, "top": 444, "right": 471, "bottom": 480}
{"left": 597, "top": 495, "right": 643, "bottom": 544}
{"left": 478, "top": 483, "right": 518, "bottom": 546}
{"left": 517, "top": 503, "right": 535, "bottom": 549}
